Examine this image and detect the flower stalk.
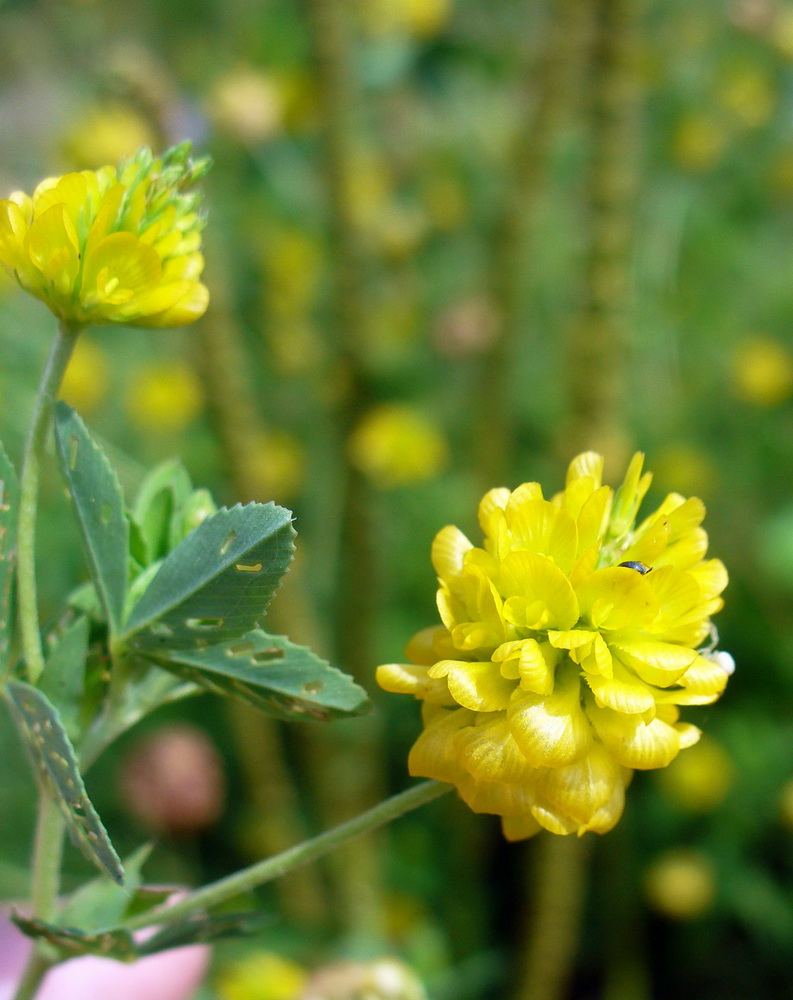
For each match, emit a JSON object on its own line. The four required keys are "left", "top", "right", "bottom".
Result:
{"left": 124, "top": 780, "right": 451, "bottom": 933}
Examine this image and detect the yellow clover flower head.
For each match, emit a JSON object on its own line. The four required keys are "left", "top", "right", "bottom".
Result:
{"left": 377, "top": 453, "right": 731, "bottom": 840}
{"left": 0, "top": 142, "right": 210, "bottom": 329}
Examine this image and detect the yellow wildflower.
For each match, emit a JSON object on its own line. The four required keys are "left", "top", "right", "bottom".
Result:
{"left": 61, "top": 104, "right": 157, "bottom": 171}
{"left": 0, "top": 143, "right": 209, "bottom": 328}
{"left": 378, "top": 453, "right": 731, "bottom": 839}
{"left": 656, "top": 734, "right": 734, "bottom": 812}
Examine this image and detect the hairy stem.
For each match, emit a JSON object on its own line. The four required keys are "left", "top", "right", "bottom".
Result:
{"left": 16, "top": 322, "right": 80, "bottom": 684}
{"left": 124, "top": 780, "right": 451, "bottom": 933}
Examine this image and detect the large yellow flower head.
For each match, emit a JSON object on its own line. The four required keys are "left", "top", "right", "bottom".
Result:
{"left": 0, "top": 143, "right": 209, "bottom": 328}
{"left": 377, "top": 453, "right": 732, "bottom": 840}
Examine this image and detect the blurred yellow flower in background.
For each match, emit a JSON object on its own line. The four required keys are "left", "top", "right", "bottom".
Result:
{"left": 378, "top": 453, "right": 731, "bottom": 839}
{"left": 719, "top": 66, "right": 776, "bottom": 127}
{"left": 215, "top": 951, "right": 307, "bottom": 1000}
{"left": 59, "top": 335, "right": 110, "bottom": 414}
{"left": 207, "top": 68, "right": 284, "bottom": 145}
{"left": 349, "top": 404, "right": 447, "bottom": 488}
{"left": 61, "top": 104, "right": 158, "bottom": 171}
{"left": 644, "top": 848, "right": 716, "bottom": 919}
{"left": 357, "top": 0, "right": 451, "bottom": 38}
{"left": 0, "top": 143, "right": 209, "bottom": 328}
{"left": 730, "top": 335, "right": 793, "bottom": 406}
{"left": 126, "top": 360, "right": 204, "bottom": 433}
{"left": 656, "top": 734, "right": 734, "bottom": 811}
{"left": 651, "top": 443, "right": 717, "bottom": 499}
{"left": 671, "top": 114, "right": 728, "bottom": 172}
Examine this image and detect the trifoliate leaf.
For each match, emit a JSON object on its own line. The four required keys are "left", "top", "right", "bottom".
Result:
{"left": 121, "top": 503, "right": 295, "bottom": 651}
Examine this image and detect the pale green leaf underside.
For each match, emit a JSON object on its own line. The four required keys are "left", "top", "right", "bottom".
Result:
{"left": 0, "top": 440, "right": 19, "bottom": 668}
{"left": 53, "top": 403, "right": 128, "bottom": 636}
{"left": 4, "top": 680, "right": 124, "bottom": 884}
{"left": 141, "top": 629, "right": 371, "bottom": 721}
{"left": 122, "top": 503, "right": 295, "bottom": 650}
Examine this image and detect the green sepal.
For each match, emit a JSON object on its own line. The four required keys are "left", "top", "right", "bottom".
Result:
{"left": 3, "top": 680, "right": 124, "bottom": 884}
{"left": 0, "top": 440, "right": 19, "bottom": 671}
{"left": 140, "top": 629, "right": 371, "bottom": 721}
{"left": 38, "top": 615, "right": 89, "bottom": 742}
{"left": 121, "top": 503, "right": 295, "bottom": 651}
{"left": 53, "top": 403, "right": 128, "bottom": 637}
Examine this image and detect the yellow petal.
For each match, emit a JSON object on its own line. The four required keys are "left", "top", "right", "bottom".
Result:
{"left": 507, "top": 664, "right": 591, "bottom": 767}
{"left": 505, "top": 498, "right": 578, "bottom": 573}
{"left": 584, "top": 656, "right": 657, "bottom": 715}
{"left": 580, "top": 775, "right": 627, "bottom": 834}
{"left": 611, "top": 640, "right": 697, "bottom": 687}
{"left": 456, "top": 772, "right": 536, "bottom": 817}
{"left": 499, "top": 551, "right": 579, "bottom": 631}
{"left": 124, "top": 279, "right": 209, "bottom": 327}
{"left": 82, "top": 231, "right": 161, "bottom": 304}
{"left": 454, "top": 714, "right": 532, "bottom": 783}
{"left": 429, "top": 660, "right": 515, "bottom": 711}
{"left": 478, "top": 487, "right": 510, "bottom": 539}
{"left": 404, "top": 625, "right": 457, "bottom": 665}
{"left": 375, "top": 662, "right": 453, "bottom": 704}
{"left": 621, "top": 514, "right": 671, "bottom": 567}
{"left": 501, "top": 813, "right": 543, "bottom": 841}
{"left": 576, "top": 567, "right": 659, "bottom": 631}
{"left": 566, "top": 451, "right": 604, "bottom": 488}
{"left": 688, "top": 559, "right": 729, "bottom": 600}
{"left": 0, "top": 199, "right": 29, "bottom": 271}
{"left": 431, "top": 525, "right": 473, "bottom": 579}
{"left": 26, "top": 203, "right": 81, "bottom": 296}
{"left": 586, "top": 701, "right": 681, "bottom": 769}
{"left": 408, "top": 707, "right": 475, "bottom": 782}
{"left": 578, "top": 632, "right": 612, "bottom": 677}
{"left": 535, "top": 742, "right": 621, "bottom": 825}
{"left": 575, "top": 486, "right": 611, "bottom": 554}
{"left": 530, "top": 799, "right": 579, "bottom": 835}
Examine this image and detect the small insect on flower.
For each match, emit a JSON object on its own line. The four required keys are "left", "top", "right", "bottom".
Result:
{"left": 0, "top": 143, "right": 210, "bottom": 329}
{"left": 618, "top": 560, "right": 652, "bottom": 574}
{"left": 377, "top": 452, "right": 732, "bottom": 840}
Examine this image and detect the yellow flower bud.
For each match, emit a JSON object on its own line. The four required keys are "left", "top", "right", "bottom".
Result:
{"left": 0, "top": 143, "right": 209, "bottom": 328}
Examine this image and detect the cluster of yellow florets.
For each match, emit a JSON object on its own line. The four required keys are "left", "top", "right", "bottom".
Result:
{"left": 0, "top": 143, "right": 209, "bottom": 328}
{"left": 377, "top": 452, "right": 732, "bottom": 840}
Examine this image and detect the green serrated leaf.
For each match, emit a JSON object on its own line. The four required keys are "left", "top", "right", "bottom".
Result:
{"left": 141, "top": 629, "right": 371, "bottom": 721}
{"left": 122, "top": 504, "right": 295, "bottom": 651}
{"left": 4, "top": 680, "right": 124, "bottom": 884}
{"left": 58, "top": 843, "right": 152, "bottom": 932}
{"left": 0, "top": 440, "right": 19, "bottom": 671}
{"left": 132, "top": 459, "right": 193, "bottom": 564}
{"left": 53, "top": 403, "right": 128, "bottom": 637}
{"left": 39, "top": 616, "right": 89, "bottom": 742}
{"left": 12, "top": 913, "right": 138, "bottom": 961}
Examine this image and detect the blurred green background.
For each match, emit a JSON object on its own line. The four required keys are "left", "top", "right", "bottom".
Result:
{"left": 3, "top": 0, "right": 793, "bottom": 998}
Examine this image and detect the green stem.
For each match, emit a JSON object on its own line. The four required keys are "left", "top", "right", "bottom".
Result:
{"left": 125, "top": 780, "right": 451, "bottom": 932}
{"left": 11, "top": 946, "right": 56, "bottom": 1000}
{"left": 16, "top": 321, "right": 81, "bottom": 684}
